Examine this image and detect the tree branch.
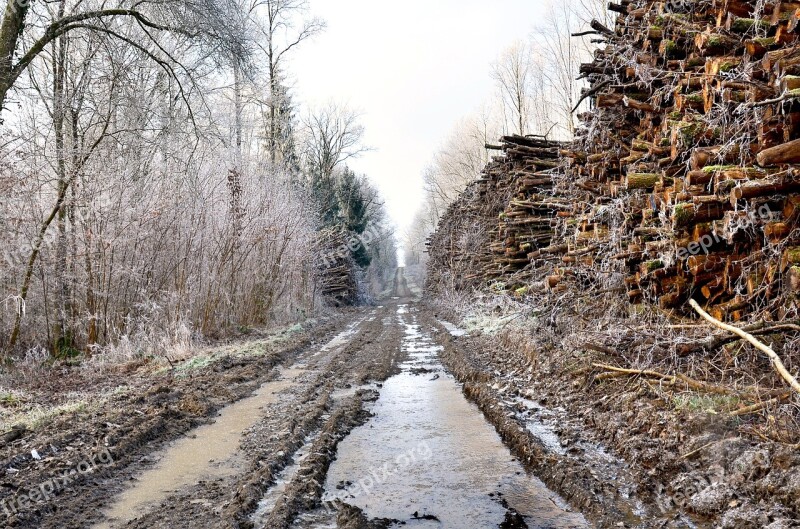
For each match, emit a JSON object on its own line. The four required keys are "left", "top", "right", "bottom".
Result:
{"left": 690, "top": 299, "right": 800, "bottom": 396}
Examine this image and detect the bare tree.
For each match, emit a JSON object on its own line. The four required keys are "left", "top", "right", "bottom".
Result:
{"left": 406, "top": 110, "right": 503, "bottom": 273}
{"left": 1, "top": 0, "right": 328, "bottom": 358}
{"left": 407, "top": 0, "right": 612, "bottom": 284}
{"left": 532, "top": 0, "right": 608, "bottom": 137}
{"left": 575, "top": 0, "right": 614, "bottom": 26}
{"left": 423, "top": 114, "right": 498, "bottom": 212}
{"left": 0, "top": 0, "right": 256, "bottom": 114}
{"left": 248, "top": 0, "right": 324, "bottom": 165}
{"left": 492, "top": 41, "right": 535, "bottom": 136}
{"left": 302, "top": 102, "right": 367, "bottom": 181}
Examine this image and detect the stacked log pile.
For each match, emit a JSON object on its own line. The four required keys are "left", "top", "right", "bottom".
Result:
{"left": 492, "top": 137, "right": 569, "bottom": 286}
{"left": 428, "top": 0, "right": 800, "bottom": 321}
{"left": 316, "top": 227, "right": 358, "bottom": 305}
{"left": 565, "top": 0, "right": 800, "bottom": 320}
{"left": 425, "top": 136, "right": 567, "bottom": 293}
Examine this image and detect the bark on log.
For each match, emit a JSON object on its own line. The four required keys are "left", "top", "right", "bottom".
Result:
{"left": 757, "top": 138, "right": 800, "bottom": 165}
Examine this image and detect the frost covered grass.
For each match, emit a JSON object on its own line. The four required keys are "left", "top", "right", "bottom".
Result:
{"left": 88, "top": 320, "right": 197, "bottom": 367}
{"left": 164, "top": 320, "right": 311, "bottom": 377}
{"left": 0, "top": 388, "right": 123, "bottom": 432}
{"left": 0, "top": 319, "right": 314, "bottom": 429}
{"left": 432, "top": 279, "right": 800, "bottom": 444}
{"left": 435, "top": 288, "right": 534, "bottom": 336}
{"left": 1, "top": 360, "right": 138, "bottom": 431}
{"left": 672, "top": 393, "right": 742, "bottom": 415}
{"left": 0, "top": 389, "right": 26, "bottom": 409}
{"left": 3, "top": 318, "right": 314, "bottom": 379}
{"left": 462, "top": 312, "right": 524, "bottom": 335}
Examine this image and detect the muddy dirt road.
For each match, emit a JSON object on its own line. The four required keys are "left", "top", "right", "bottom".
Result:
{"left": 391, "top": 268, "right": 412, "bottom": 298}
{"left": 94, "top": 301, "right": 584, "bottom": 529}
{"left": 0, "top": 295, "right": 602, "bottom": 529}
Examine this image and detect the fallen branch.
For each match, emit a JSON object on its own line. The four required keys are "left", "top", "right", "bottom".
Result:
{"left": 690, "top": 299, "right": 800, "bottom": 396}
{"left": 678, "top": 320, "right": 800, "bottom": 355}
{"left": 592, "top": 363, "right": 739, "bottom": 396}
{"left": 594, "top": 363, "right": 794, "bottom": 418}
{"left": 729, "top": 397, "right": 784, "bottom": 417}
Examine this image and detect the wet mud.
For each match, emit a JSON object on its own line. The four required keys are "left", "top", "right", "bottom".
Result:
{"left": 0, "top": 296, "right": 745, "bottom": 529}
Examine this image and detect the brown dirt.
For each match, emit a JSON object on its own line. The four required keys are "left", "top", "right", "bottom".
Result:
{"left": 0, "top": 313, "right": 349, "bottom": 528}
{"left": 0, "top": 304, "right": 407, "bottom": 529}
{"left": 6, "top": 295, "right": 790, "bottom": 529}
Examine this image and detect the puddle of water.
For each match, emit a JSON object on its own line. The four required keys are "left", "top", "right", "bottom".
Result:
{"left": 524, "top": 422, "right": 567, "bottom": 456}
{"left": 437, "top": 320, "right": 467, "bottom": 337}
{"left": 95, "top": 318, "right": 366, "bottom": 529}
{"left": 511, "top": 396, "right": 649, "bottom": 519}
{"left": 322, "top": 306, "right": 588, "bottom": 529}
{"left": 94, "top": 368, "right": 305, "bottom": 529}
{"left": 512, "top": 397, "right": 567, "bottom": 456}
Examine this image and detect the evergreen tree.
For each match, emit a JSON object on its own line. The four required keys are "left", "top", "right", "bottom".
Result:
{"left": 268, "top": 78, "right": 302, "bottom": 174}
{"left": 336, "top": 168, "right": 372, "bottom": 267}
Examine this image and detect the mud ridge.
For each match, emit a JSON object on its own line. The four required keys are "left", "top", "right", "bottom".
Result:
{"left": 225, "top": 386, "right": 334, "bottom": 528}
{"left": 0, "top": 317, "right": 346, "bottom": 528}
{"left": 263, "top": 390, "right": 379, "bottom": 528}
{"left": 99, "top": 304, "right": 406, "bottom": 529}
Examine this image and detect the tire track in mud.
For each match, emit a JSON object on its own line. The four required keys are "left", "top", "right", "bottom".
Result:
{"left": 312, "top": 304, "right": 588, "bottom": 529}
{"left": 99, "top": 305, "right": 406, "bottom": 529}
{"left": 5, "top": 299, "right": 652, "bottom": 529}
{"left": 0, "top": 314, "right": 355, "bottom": 529}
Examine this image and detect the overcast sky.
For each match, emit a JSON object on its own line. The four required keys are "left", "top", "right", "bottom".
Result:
{"left": 290, "top": 0, "right": 549, "bottom": 234}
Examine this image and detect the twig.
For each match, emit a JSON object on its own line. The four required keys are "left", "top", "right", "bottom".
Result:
{"left": 679, "top": 320, "right": 800, "bottom": 355}
{"left": 572, "top": 80, "right": 612, "bottom": 113}
{"left": 593, "top": 362, "right": 770, "bottom": 397}
{"left": 737, "top": 89, "right": 797, "bottom": 112}
{"left": 689, "top": 299, "right": 800, "bottom": 396}
{"left": 681, "top": 438, "right": 731, "bottom": 459}
{"left": 584, "top": 343, "right": 618, "bottom": 355}
{"left": 729, "top": 397, "right": 782, "bottom": 417}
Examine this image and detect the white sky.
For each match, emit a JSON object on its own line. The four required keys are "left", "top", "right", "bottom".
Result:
{"left": 290, "top": 0, "right": 549, "bottom": 234}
